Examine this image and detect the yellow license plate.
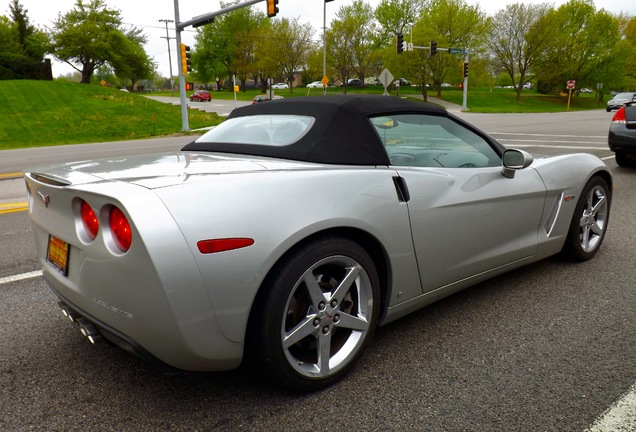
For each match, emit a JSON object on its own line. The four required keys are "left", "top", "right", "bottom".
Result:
{"left": 47, "top": 235, "right": 69, "bottom": 275}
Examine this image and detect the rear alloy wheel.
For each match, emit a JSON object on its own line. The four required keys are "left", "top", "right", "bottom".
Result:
{"left": 250, "top": 236, "right": 380, "bottom": 392}
{"left": 562, "top": 176, "right": 610, "bottom": 261}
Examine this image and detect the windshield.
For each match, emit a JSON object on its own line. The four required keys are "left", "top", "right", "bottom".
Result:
{"left": 196, "top": 115, "right": 314, "bottom": 146}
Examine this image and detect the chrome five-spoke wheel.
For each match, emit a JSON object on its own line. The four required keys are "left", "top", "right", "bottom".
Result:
{"left": 563, "top": 176, "right": 611, "bottom": 261}
{"left": 250, "top": 236, "right": 380, "bottom": 392}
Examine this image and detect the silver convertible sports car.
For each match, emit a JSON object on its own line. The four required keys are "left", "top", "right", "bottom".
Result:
{"left": 25, "top": 95, "right": 612, "bottom": 392}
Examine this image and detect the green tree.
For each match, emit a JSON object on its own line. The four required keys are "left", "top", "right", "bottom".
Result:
{"left": 50, "top": 0, "right": 150, "bottom": 84}
{"left": 326, "top": 18, "right": 357, "bottom": 91}
{"left": 192, "top": 1, "right": 268, "bottom": 91}
{"left": 533, "top": 0, "right": 628, "bottom": 93}
{"left": 409, "top": 0, "right": 489, "bottom": 96}
{"left": 110, "top": 29, "right": 155, "bottom": 90}
{"left": 375, "top": 0, "right": 426, "bottom": 38}
{"left": 268, "top": 17, "right": 314, "bottom": 92}
{"left": 0, "top": 1, "right": 49, "bottom": 79}
{"left": 487, "top": 3, "right": 552, "bottom": 101}
{"left": 334, "top": 0, "right": 377, "bottom": 85}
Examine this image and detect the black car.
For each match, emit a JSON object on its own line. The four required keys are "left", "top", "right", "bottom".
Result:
{"left": 608, "top": 102, "right": 636, "bottom": 167}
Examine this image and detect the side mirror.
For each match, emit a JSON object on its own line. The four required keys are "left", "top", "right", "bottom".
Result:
{"left": 502, "top": 149, "right": 533, "bottom": 179}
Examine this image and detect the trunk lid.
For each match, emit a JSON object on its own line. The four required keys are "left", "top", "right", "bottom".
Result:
{"left": 27, "top": 152, "right": 315, "bottom": 188}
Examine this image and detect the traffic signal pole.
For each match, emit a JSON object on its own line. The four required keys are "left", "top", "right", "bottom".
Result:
{"left": 462, "top": 51, "right": 469, "bottom": 111}
{"left": 401, "top": 38, "right": 469, "bottom": 111}
{"left": 173, "top": 0, "right": 189, "bottom": 132}
{"left": 173, "top": 0, "right": 278, "bottom": 132}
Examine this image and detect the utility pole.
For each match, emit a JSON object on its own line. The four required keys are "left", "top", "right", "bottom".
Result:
{"left": 159, "top": 19, "right": 175, "bottom": 96}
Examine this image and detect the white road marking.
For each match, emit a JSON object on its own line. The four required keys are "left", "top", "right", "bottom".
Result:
{"left": 489, "top": 132, "right": 606, "bottom": 139}
{"left": 585, "top": 383, "right": 636, "bottom": 432}
{"left": 0, "top": 270, "right": 42, "bottom": 285}
{"left": 506, "top": 144, "right": 608, "bottom": 151}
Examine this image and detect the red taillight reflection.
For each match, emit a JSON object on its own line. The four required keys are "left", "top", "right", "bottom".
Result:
{"left": 110, "top": 207, "right": 132, "bottom": 252}
{"left": 80, "top": 200, "right": 99, "bottom": 240}
{"left": 612, "top": 107, "right": 626, "bottom": 124}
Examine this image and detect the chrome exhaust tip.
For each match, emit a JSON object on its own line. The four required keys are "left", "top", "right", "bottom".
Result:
{"left": 76, "top": 318, "right": 102, "bottom": 344}
{"left": 58, "top": 301, "right": 80, "bottom": 322}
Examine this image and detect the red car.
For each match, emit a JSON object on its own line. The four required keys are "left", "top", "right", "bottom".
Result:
{"left": 189, "top": 90, "right": 212, "bottom": 102}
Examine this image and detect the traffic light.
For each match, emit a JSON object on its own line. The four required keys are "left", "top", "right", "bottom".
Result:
{"left": 180, "top": 43, "right": 191, "bottom": 75}
{"left": 266, "top": 0, "right": 279, "bottom": 17}
{"left": 396, "top": 33, "right": 404, "bottom": 54}
{"left": 430, "top": 40, "right": 437, "bottom": 56}
{"left": 462, "top": 61, "right": 469, "bottom": 78}
{"left": 185, "top": 82, "right": 194, "bottom": 91}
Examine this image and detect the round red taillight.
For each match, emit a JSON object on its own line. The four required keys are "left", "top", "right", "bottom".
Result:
{"left": 109, "top": 207, "right": 132, "bottom": 252}
{"left": 80, "top": 200, "right": 99, "bottom": 240}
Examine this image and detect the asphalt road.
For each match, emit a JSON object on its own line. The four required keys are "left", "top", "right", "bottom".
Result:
{"left": 1, "top": 110, "right": 635, "bottom": 431}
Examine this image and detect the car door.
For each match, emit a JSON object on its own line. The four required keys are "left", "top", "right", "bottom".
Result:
{"left": 371, "top": 113, "right": 546, "bottom": 293}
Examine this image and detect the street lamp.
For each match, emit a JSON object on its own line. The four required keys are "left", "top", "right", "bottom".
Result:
{"left": 323, "top": 0, "right": 335, "bottom": 96}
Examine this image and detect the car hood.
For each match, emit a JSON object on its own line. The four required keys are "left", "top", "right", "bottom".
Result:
{"left": 27, "top": 152, "right": 318, "bottom": 189}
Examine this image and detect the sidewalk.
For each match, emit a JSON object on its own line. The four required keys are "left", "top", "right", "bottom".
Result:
{"left": 409, "top": 94, "right": 464, "bottom": 112}
{"left": 427, "top": 96, "right": 464, "bottom": 112}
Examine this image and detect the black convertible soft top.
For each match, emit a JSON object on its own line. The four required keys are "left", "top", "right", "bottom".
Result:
{"left": 182, "top": 94, "right": 448, "bottom": 165}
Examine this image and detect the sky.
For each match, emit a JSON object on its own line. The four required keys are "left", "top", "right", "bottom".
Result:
{"left": 10, "top": 0, "right": 636, "bottom": 78}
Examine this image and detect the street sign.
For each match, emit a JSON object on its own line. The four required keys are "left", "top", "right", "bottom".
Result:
{"left": 321, "top": 76, "right": 329, "bottom": 87}
{"left": 449, "top": 48, "right": 465, "bottom": 54}
{"left": 567, "top": 79, "right": 576, "bottom": 89}
{"left": 378, "top": 68, "right": 394, "bottom": 87}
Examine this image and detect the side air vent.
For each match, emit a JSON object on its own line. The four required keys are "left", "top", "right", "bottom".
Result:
{"left": 393, "top": 176, "right": 410, "bottom": 202}
{"left": 544, "top": 192, "right": 564, "bottom": 237}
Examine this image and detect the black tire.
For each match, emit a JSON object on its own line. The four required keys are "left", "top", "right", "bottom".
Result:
{"left": 561, "top": 176, "right": 610, "bottom": 261}
{"left": 615, "top": 151, "right": 635, "bottom": 168}
{"left": 247, "top": 235, "right": 380, "bottom": 392}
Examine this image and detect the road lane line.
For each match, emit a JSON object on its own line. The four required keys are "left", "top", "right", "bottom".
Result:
{"left": 0, "top": 202, "right": 28, "bottom": 214}
{"left": 489, "top": 132, "right": 606, "bottom": 139}
{"left": 0, "top": 270, "right": 43, "bottom": 285}
{"left": 0, "top": 172, "right": 22, "bottom": 179}
{"left": 503, "top": 144, "right": 608, "bottom": 151}
{"left": 586, "top": 383, "right": 636, "bottom": 432}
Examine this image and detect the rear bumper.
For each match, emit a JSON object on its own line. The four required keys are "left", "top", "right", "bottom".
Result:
{"left": 608, "top": 127, "right": 636, "bottom": 154}
{"left": 50, "top": 283, "right": 183, "bottom": 373}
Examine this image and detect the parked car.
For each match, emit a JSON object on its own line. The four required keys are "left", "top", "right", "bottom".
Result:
{"left": 306, "top": 81, "right": 324, "bottom": 88}
{"left": 606, "top": 92, "right": 636, "bottom": 112}
{"left": 347, "top": 78, "right": 362, "bottom": 87}
{"left": 252, "top": 95, "right": 283, "bottom": 104}
{"left": 271, "top": 82, "right": 288, "bottom": 89}
{"left": 252, "top": 95, "right": 270, "bottom": 104}
{"left": 25, "top": 95, "right": 612, "bottom": 392}
{"left": 608, "top": 102, "right": 636, "bottom": 167}
{"left": 189, "top": 90, "right": 211, "bottom": 102}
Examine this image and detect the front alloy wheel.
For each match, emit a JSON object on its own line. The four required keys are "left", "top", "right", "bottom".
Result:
{"left": 562, "top": 176, "right": 610, "bottom": 261}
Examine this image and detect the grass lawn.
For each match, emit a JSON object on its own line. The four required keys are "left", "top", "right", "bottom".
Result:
{"left": 0, "top": 80, "right": 223, "bottom": 150}
{"left": 438, "top": 86, "right": 605, "bottom": 112}
{"left": 0, "top": 80, "right": 610, "bottom": 151}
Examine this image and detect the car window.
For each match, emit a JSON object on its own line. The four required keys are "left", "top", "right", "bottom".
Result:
{"left": 196, "top": 115, "right": 314, "bottom": 146}
{"left": 370, "top": 114, "right": 500, "bottom": 168}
